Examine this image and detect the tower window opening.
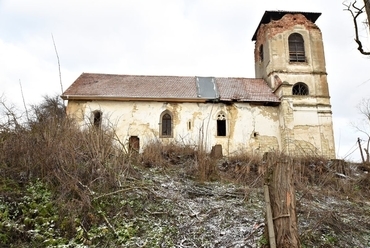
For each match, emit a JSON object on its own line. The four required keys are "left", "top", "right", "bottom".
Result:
{"left": 292, "top": 82, "right": 309, "bottom": 95}
{"left": 289, "top": 33, "right": 305, "bottom": 62}
{"left": 259, "top": 44, "right": 264, "bottom": 62}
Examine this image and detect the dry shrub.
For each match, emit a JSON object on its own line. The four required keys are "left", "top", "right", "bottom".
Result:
{"left": 141, "top": 141, "right": 169, "bottom": 167}
{"left": 140, "top": 141, "right": 218, "bottom": 181}
{"left": 357, "top": 172, "right": 370, "bottom": 190}
{"left": 293, "top": 156, "right": 330, "bottom": 184}
{"left": 0, "top": 96, "right": 135, "bottom": 220}
{"left": 217, "top": 152, "right": 369, "bottom": 201}
{"left": 141, "top": 141, "right": 196, "bottom": 167}
{"left": 195, "top": 151, "right": 218, "bottom": 182}
{"left": 289, "top": 156, "right": 370, "bottom": 201}
{"left": 221, "top": 152, "right": 263, "bottom": 186}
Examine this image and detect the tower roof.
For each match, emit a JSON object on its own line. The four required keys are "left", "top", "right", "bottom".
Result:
{"left": 252, "top": 10, "right": 321, "bottom": 41}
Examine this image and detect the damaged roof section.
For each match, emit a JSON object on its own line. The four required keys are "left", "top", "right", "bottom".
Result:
{"left": 252, "top": 10, "right": 321, "bottom": 40}
{"left": 61, "top": 73, "right": 280, "bottom": 104}
{"left": 196, "top": 77, "right": 218, "bottom": 99}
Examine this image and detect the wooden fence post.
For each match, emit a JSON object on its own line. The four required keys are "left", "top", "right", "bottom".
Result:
{"left": 264, "top": 156, "right": 300, "bottom": 248}
{"left": 264, "top": 184, "right": 277, "bottom": 248}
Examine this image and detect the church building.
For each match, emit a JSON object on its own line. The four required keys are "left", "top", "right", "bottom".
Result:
{"left": 61, "top": 11, "right": 336, "bottom": 158}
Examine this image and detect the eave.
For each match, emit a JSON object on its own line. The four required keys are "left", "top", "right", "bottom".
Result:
{"left": 60, "top": 95, "right": 209, "bottom": 103}
{"left": 61, "top": 95, "right": 280, "bottom": 106}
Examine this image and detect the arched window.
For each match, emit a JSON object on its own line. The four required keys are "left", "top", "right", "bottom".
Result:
{"left": 160, "top": 111, "right": 173, "bottom": 137}
{"left": 289, "top": 33, "right": 305, "bottom": 62}
{"left": 217, "top": 112, "right": 226, "bottom": 137}
{"left": 292, "top": 82, "right": 309, "bottom": 95}
{"left": 92, "top": 110, "right": 102, "bottom": 128}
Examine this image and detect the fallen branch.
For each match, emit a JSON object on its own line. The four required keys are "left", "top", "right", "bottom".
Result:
{"left": 93, "top": 186, "right": 149, "bottom": 201}
{"left": 101, "top": 212, "right": 118, "bottom": 238}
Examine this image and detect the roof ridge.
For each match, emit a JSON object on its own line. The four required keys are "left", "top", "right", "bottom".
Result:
{"left": 81, "top": 72, "right": 259, "bottom": 80}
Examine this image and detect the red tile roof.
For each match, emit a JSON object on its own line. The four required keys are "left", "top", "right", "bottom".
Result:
{"left": 61, "top": 73, "right": 280, "bottom": 104}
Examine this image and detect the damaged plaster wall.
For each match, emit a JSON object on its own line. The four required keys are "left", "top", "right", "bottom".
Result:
{"left": 66, "top": 100, "right": 281, "bottom": 156}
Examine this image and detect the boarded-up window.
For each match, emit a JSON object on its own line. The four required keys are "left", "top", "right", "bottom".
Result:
{"left": 289, "top": 33, "right": 305, "bottom": 62}
{"left": 129, "top": 136, "right": 140, "bottom": 152}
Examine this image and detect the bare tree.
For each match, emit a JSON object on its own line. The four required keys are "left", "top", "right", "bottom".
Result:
{"left": 344, "top": 0, "right": 370, "bottom": 55}
{"left": 354, "top": 98, "right": 370, "bottom": 163}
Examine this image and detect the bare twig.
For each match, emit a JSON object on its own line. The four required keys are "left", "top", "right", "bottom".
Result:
{"left": 19, "top": 79, "right": 29, "bottom": 122}
{"left": 101, "top": 213, "right": 118, "bottom": 238}
{"left": 51, "top": 33, "right": 65, "bottom": 96}
{"left": 93, "top": 186, "right": 149, "bottom": 201}
{"left": 344, "top": 1, "right": 370, "bottom": 55}
{"left": 0, "top": 95, "right": 21, "bottom": 129}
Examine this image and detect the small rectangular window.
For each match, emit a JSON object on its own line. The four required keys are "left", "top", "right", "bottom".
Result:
{"left": 129, "top": 136, "right": 140, "bottom": 152}
{"left": 188, "top": 121, "right": 191, "bottom": 130}
{"left": 92, "top": 110, "right": 102, "bottom": 128}
{"left": 217, "top": 119, "right": 226, "bottom": 136}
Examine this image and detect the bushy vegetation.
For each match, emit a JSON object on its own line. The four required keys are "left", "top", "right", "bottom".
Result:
{"left": 0, "top": 96, "right": 369, "bottom": 247}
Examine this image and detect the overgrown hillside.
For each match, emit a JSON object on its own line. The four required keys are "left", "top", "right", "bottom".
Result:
{"left": 0, "top": 96, "right": 369, "bottom": 247}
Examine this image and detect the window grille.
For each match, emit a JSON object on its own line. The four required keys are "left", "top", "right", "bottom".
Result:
{"left": 292, "top": 82, "right": 309, "bottom": 95}
{"left": 289, "top": 33, "right": 305, "bottom": 62}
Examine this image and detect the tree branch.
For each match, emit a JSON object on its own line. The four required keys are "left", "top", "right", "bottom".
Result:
{"left": 51, "top": 34, "right": 65, "bottom": 97}
{"left": 344, "top": 1, "right": 370, "bottom": 55}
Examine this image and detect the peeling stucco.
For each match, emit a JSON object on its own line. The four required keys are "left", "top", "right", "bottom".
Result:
{"left": 69, "top": 101, "right": 283, "bottom": 156}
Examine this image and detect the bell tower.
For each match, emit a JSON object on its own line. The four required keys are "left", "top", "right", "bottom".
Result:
{"left": 252, "top": 11, "right": 335, "bottom": 157}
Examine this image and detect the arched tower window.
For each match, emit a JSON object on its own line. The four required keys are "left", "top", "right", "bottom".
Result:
{"left": 292, "top": 82, "right": 309, "bottom": 95}
{"left": 217, "top": 112, "right": 227, "bottom": 137}
{"left": 92, "top": 110, "right": 102, "bottom": 128}
{"left": 289, "top": 33, "right": 305, "bottom": 62}
{"left": 160, "top": 111, "right": 173, "bottom": 137}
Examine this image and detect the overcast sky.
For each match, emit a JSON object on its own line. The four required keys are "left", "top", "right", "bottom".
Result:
{"left": 1, "top": 0, "right": 369, "bottom": 161}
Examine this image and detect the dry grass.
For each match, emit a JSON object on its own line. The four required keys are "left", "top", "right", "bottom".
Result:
{"left": 141, "top": 141, "right": 195, "bottom": 167}
{"left": 216, "top": 152, "right": 370, "bottom": 202}
{"left": 140, "top": 141, "right": 219, "bottom": 182}
{"left": 0, "top": 96, "right": 137, "bottom": 236}
{"left": 1, "top": 95, "right": 370, "bottom": 246}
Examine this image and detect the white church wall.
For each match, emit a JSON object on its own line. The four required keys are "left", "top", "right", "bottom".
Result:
{"left": 66, "top": 100, "right": 281, "bottom": 156}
